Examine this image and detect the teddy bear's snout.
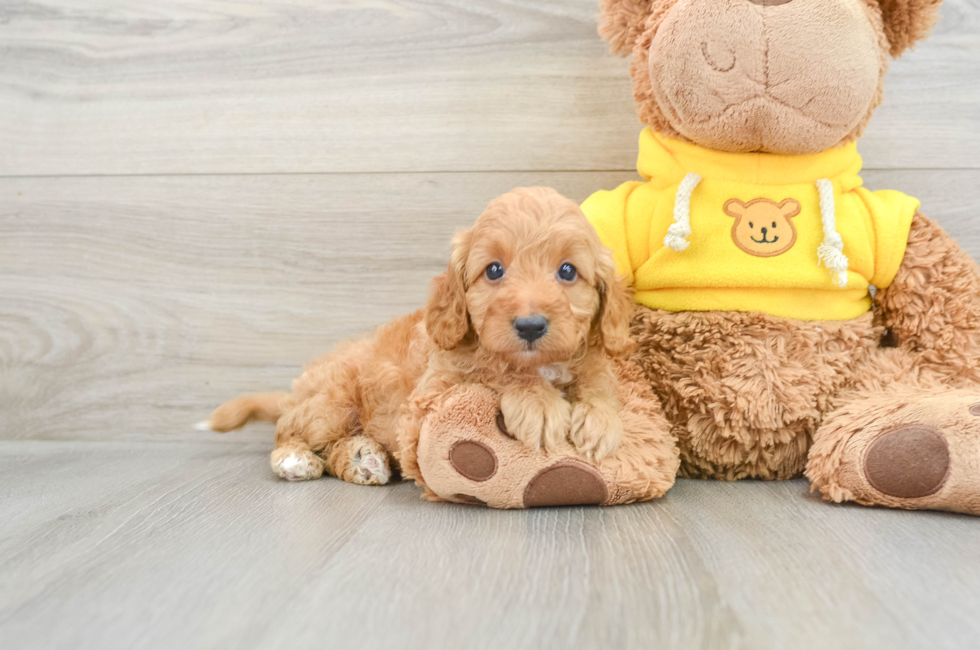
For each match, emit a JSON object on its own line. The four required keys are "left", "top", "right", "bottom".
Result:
{"left": 649, "top": 0, "right": 881, "bottom": 154}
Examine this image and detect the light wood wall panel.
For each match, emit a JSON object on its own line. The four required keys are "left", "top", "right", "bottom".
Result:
{"left": 2, "top": 0, "right": 978, "bottom": 176}
{"left": 2, "top": 169, "right": 978, "bottom": 442}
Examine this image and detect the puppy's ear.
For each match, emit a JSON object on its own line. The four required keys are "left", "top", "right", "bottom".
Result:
{"left": 877, "top": 0, "right": 943, "bottom": 58}
{"left": 425, "top": 230, "right": 472, "bottom": 350}
{"left": 593, "top": 254, "right": 635, "bottom": 359}
{"left": 598, "top": 0, "right": 655, "bottom": 56}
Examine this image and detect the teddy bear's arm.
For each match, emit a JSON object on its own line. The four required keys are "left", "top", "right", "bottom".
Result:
{"left": 874, "top": 212, "right": 980, "bottom": 384}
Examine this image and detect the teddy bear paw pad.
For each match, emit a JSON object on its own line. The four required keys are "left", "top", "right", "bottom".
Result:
{"left": 523, "top": 461, "right": 609, "bottom": 508}
{"left": 449, "top": 440, "right": 498, "bottom": 482}
{"left": 863, "top": 425, "right": 950, "bottom": 499}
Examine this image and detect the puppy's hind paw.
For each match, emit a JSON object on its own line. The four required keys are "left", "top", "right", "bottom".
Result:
{"left": 343, "top": 437, "right": 392, "bottom": 486}
{"left": 271, "top": 447, "right": 325, "bottom": 482}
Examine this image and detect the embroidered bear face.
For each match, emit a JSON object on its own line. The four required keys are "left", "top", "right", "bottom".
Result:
{"left": 724, "top": 198, "right": 801, "bottom": 257}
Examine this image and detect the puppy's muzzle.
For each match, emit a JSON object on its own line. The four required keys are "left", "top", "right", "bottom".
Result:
{"left": 513, "top": 315, "right": 549, "bottom": 343}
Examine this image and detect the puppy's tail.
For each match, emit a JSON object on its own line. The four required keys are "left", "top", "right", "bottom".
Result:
{"left": 195, "top": 392, "right": 290, "bottom": 433}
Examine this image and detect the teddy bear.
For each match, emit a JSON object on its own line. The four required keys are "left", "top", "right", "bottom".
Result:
{"left": 580, "top": 0, "right": 980, "bottom": 515}
{"left": 407, "top": 0, "right": 980, "bottom": 515}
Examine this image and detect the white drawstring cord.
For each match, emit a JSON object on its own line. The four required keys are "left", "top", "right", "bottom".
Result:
{"left": 664, "top": 173, "right": 702, "bottom": 252}
{"left": 815, "top": 178, "right": 849, "bottom": 288}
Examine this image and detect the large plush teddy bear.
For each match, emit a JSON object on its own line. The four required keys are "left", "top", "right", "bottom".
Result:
{"left": 407, "top": 0, "right": 980, "bottom": 515}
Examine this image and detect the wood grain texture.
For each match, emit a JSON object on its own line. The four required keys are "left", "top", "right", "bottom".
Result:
{"left": 2, "top": 169, "right": 978, "bottom": 443}
{"left": 1, "top": 441, "right": 979, "bottom": 650}
{"left": 1, "top": 0, "right": 979, "bottom": 176}
{"left": 2, "top": 1, "right": 980, "bottom": 648}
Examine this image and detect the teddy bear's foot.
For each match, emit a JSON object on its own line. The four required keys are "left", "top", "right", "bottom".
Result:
{"left": 807, "top": 388, "right": 980, "bottom": 516}
{"left": 414, "top": 369, "right": 678, "bottom": 509}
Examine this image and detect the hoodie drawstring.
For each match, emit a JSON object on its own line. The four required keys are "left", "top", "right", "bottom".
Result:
{"left": 663, "top": 173, "right": 702, "bottom": 252}
{"left": 815, "top": 178, "right": 849, "bottom": 288}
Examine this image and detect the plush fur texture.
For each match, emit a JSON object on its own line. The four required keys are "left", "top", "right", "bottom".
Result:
{"left": 630, "top": 308, "right": 881, "bottom": 480}
{"left": 206, "top": 187, "right": 678, "bottom": 507}
{"left": 598, "top": 0, "right": 980, "bottom": 515}
{"left": 877, "top": 0, "right": 945, "bottom": 57}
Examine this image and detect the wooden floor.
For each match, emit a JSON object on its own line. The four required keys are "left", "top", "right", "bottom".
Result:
{"left": 1, "top": 1, "right": 979, "bottom": 648}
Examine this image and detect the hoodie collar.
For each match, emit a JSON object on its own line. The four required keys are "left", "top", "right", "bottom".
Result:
{"left": 637, "top": 128, "right": 865, "bottom": 188}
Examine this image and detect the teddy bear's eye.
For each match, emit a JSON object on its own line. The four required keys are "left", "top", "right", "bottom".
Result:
{"left": 772, "top": 222, "right": 777, "bottom": 229}
{"left": 485, "top": 263, "right": 505, "bottom": 281}
{"left": 749, "top": 222, "right": 754, "bottom": 229}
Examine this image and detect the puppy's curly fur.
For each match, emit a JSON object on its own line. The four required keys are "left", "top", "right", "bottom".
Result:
{"left": 204, "top": 187, "right": 634, "bottom": 484}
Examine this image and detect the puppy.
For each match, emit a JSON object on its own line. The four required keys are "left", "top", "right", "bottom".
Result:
{"left": 202, "top": 187, "right": 634, "bottom": 484}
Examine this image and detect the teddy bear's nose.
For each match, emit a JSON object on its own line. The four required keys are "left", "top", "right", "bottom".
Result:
{"left": 748, "top": 0, "right": 794, "bottom": 5}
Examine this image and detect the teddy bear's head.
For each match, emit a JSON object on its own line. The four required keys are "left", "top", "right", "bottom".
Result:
{"left": 599, "top": 0, "right": 942, "bottom": 155}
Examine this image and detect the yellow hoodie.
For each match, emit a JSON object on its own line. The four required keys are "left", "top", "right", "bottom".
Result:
{"left": 582, "top": 129, "right": 920, "bottom": 321}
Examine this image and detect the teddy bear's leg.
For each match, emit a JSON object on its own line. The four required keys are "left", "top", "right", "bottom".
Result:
{"left": 406, "top": 362, "right": 679, "bottom": 509}
{"left": 807, "top": 212, "right": 980, "bottom": 515}
{"left": 806, "top": 378, "right": 980, "bottom": 516}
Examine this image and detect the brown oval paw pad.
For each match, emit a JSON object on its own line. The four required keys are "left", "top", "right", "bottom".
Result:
{"left": 864, "top": 425, "right": 950, "bottom": 499}
{"left": 969, "top": 403, "right": 980, "bottom": 417}
{"left": 449, "top": 440, "right": 497, "bottom": 482}
{"left": 453, "top": 493, "right": 488, "bottom": 506}
{"left": 523, "top": 462, "right": 608, "bottom": 508}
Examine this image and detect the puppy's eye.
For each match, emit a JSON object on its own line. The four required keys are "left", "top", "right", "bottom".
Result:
{"left": 485, "top": 263, "right": 505, "bottom": 281}
{"left": 557, "top": 263, "right": 577, "bottom": 282}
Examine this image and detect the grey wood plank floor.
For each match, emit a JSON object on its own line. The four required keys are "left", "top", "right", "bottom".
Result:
{"left": 2, "top": 1, "right": 979, "bottom": 648}
{"left": 3, "top": 441, "right": 980, "bottom": 650}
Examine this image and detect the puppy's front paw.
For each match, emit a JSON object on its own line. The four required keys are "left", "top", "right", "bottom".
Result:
{"left": 570, "top": 399, "right": 624, "bottom": 461}
{"left": 500, "top": 389, "right": 572, "bottom": 453}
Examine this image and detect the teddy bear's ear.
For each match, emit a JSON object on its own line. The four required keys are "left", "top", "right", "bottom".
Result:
{"left": 598, "top": 0, "right": 655, "bottom": 57}
{"left": 876, "top": 0, "right": 943, "bottom": 58}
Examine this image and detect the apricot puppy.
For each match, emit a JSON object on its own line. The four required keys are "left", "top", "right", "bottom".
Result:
{"left": 201, "top": 187, "right": 634, "bottom": 484}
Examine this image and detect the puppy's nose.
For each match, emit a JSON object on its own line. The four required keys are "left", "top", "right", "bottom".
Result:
{"left": 513, "top": 315, "right": 549, "bottom": 343}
